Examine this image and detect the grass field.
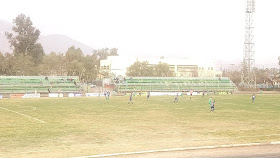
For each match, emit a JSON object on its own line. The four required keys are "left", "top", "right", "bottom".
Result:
{"left": 0, "top": 94, "right": 280, "bottom": 158}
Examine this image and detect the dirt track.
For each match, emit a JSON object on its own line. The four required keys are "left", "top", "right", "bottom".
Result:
{"left": 111, "top": 144, "right": 280, "bottom": 158}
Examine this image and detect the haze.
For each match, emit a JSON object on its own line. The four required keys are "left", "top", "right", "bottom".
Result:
{"left": 0, "top": 0, "right": 280, "bottom": 68}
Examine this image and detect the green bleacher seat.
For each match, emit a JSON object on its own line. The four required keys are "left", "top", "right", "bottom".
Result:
{"left": 0, "top": 76, "right": 80, "bottom": 94}
{"left": 117, "top": 77, "right": 237, "bottom": 93}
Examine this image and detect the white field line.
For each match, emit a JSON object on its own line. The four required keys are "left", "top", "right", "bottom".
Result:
{"left": 21, "top": 105, "right": 37, "bottom": 111}
{"left": 15, "top": 105, "right": 37, "bottom": 111}
{"left": 0, "top": 149, "right": 50, "bottom": 157}
{"left": 18, "top": 149, "right": 50, "bottom": 154}
{"left": 0, "top": 107, "right": 45, "bottom": 123}
{"left": 92, "top": 134, "right": 280, "bottom": 147}
{"left": 72, "top": 142, "right": 279, "bottom": 158}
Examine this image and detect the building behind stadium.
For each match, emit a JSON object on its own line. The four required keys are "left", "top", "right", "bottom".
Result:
{"left": 100, "top": 56, "right": 221, "bottom": 78}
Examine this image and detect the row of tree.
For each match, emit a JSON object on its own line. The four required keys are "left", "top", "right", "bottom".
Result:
{"left": 0, "top": 46, "right": 118, "bottom": 82}
{"left": 0, "top": 14, "right": 118, "bottom": 82}
{"left": 224, "top": 66, "right": 280, "bottom": 87}
{"left": 126, "top": 61, "right": 175, "bottom": 77}
{"left": 126, "top": 61, "right": 280, "bottom": 86}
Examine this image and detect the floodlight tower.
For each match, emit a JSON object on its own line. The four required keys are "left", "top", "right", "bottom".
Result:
{"left": 242, "top": 0, "right": 256, "bottom": 87}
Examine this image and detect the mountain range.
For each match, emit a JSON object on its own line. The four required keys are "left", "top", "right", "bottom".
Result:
{"left": 0, "top": 19, "right": 94, "bottom": 55}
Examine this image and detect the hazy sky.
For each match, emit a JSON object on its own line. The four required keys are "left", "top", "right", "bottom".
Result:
{"left": 0, "top": 0, "right": 279, "bottom": 67}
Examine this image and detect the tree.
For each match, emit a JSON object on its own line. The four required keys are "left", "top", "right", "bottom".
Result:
{"left": 39, "top": 52, "right": 67, "bottom": 76}
{"left": 0, "top": 52, "right": 4, "bottom": 75}
{"left": 109, "top": 48, "right": 118, "bottom": 56}
{"left": 37, "top": 47, "right": 99, "bottom": 81}
{"left": 254, "top": 68, "right": 279, "bottom": 88}
{"left": 5, "top": 13, "right": 44, "bottom": 64}
{"left": 153, "top": 62, "right": 175, "bottom": 77}
{"left": 11, "top": 54, "right": 35, "bottom": 75}
{"left": 82, "top": 55, "right": 99, "bottom": 82}
{"left": 65, "top": 46, "right": 85, "bottom": 78}
{"left": 126, "top": 61, "right": 175, "bottom": 77}
{"left": 67, "top": 60, "right": 84, "bottom": 78}
{"left": 92, "top": 48, "right": 118, "bottom": 64}
{"left": 1, "top": 53, "right": 14, "bottom": 75}
{"left": 225, "top": 70, "right": 242, "bottom": 85}
{"left": 277, "top": 57, "right": 280, "bottom": 80}
{"left": 126, "top": 61, "right": 153, "bottom": 77}
{"left": 66, "top": 46, "right": 84, "bottom": 62}
{"left": 56, "top": 53, "right": 68, "bottom": 76}
{"left": 0, "top": 52, "right": 35, "bottom": 75}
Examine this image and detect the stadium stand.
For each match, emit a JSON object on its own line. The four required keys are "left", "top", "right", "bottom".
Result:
{"left": 116, "top": 77, "right": 237, "bottom": 93}
{"left": 0, "top": 76, "right": 80, "bottom": 94}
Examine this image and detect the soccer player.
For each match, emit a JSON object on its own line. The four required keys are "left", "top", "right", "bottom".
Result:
{"left": 147, "top": 92, "right": 150, "bottom": 100}
{"left": 113, "top": 90, "right": 116, "bottom": 97}
{"left": 128, "top": 92, "right": 133, "bottom": 104}
{"left": 210, "top": 100, "right": 215, "bottom": 112}
{"left": 202, "top": 90, "right": 205, "bottom": 97}
{"left": 174, "top": 93, "right": 179, "bottom": 104}
{"left": 190, "top": 90, "right": 193, "bottom": 99}
{"left": 104, "top": 91, "right": 107, "bottom": 99}
{"left": 260, "top": 88, "right": 262, "bottom": 97}
{"left": 252, "top": 93, "right": 256, "bottom": 104}
{"left": 107, "top": 91, "right": 110, "bottom": 100}
{"left": 208, "top": 97, "right": 212, "bottom": 108}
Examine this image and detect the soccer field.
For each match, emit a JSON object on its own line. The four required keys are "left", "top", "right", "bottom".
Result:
{"left": 0, "top": 94, "right": 280, "bottom": 158}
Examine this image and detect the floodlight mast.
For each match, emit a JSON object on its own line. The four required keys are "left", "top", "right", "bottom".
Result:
{"left": 241, "top": 0, "right": 256, "bottom": 88}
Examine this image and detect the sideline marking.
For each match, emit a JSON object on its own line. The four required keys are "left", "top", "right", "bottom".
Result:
{"left": 0, "top": 107, "right": 45, "bottom": 123}
{"left": 0, "top": 149, "right": 50, "bottom": 157}
{"left": 72, "top": 142, "right": 280, "bottom": 158}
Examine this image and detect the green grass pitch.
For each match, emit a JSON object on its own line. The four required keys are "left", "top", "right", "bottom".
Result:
{"left": 0, "top": 94, "right": 280, "bottom": 157}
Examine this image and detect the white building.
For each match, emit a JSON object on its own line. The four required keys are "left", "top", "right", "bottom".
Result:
{"left": 100, "top": 56, "right": 219, "bottom": 77}
{"left": 100, "top": 56, "right": 135, "bottom": 77}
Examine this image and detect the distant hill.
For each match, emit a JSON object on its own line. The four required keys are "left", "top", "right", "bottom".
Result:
{"left": 39, "top": 34, "right": 94, "bottom": 54}
{"left": 0, "top": 19, "right": 94, "bottom": 55}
